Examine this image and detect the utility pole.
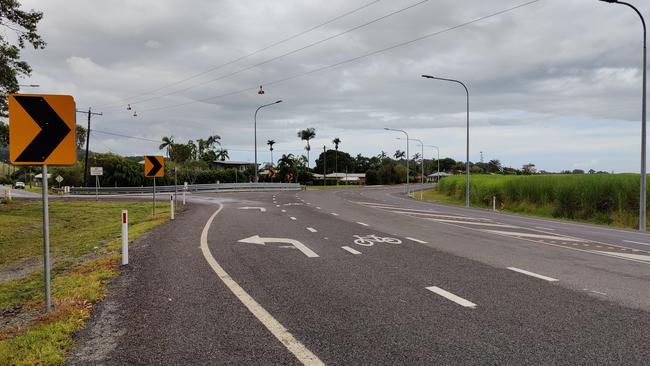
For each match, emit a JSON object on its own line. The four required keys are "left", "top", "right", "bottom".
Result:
{"left": 323, "top": 146, "right": 327, "bottom": 186}
{"left": 76, "top": 108, "right": 103, "bottom": 187}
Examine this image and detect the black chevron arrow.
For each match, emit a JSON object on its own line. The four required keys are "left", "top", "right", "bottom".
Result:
{"left": 15, "top": 96, "right": 72, "bottom": 163}
{"left": 146, "top": 156, "right": 163, "bottom": 176}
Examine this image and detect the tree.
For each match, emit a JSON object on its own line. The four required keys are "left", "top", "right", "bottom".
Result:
{"left": 0, "top": 121, "right": 8, "bottom": 161}
{"left": 170, "top": 143, "right": 192, "bottom": 164}
{"left": 394, "top": 150, "right": 405, "bottom": 160}
{"left": 159, "top": 136, "right": 174, "bottom": 159}
{"left": 297, "top": 128, "right": 316, "bottom": 169}
{"left": 332, "top": 137, "right": 341, "bottom": 181}
{"left": 267, "top": 139, "right": 275, "bottom": 165}
{"left": 314, "top": 149, "right": 354, "bottom": 175}
{"left": 215, "top": 148, "right": 229, "bottom": 161}
{"left": 1, "top": 1, "right": 46, "bottom": 117}
{"left": 487, "top": 159, "right": 502, "bottom": 173}
{"left": 197, "top": 134, "right": 221, "bottom": 162}
{"left": 75, "top": 125, "right": 86, "bottom": 151}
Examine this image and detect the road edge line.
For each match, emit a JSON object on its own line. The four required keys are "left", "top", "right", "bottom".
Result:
{"left": 200, "top": 204, "right": 325, "bottom": 366}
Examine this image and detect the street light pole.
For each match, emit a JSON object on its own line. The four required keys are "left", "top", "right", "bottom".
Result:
{"left": 385, "top": 128, "right": 410, "bottom": 195}
{"left": 422, "top": 75, "right": 470, "bottom": 208}
{"left": 600, "top": 0, "right": 647, "bottom": 231}
{"left": 254, "top": 100, "right": 282, "bottom": 183}
{"left": 399, "top": 137, "right": 425, "bottom": 198}
{"left": 425, "top": 145, "right": 440, "bottom": 183}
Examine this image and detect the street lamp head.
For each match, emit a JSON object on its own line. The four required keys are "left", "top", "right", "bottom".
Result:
{"left": 275, "top": 100, "right": 283, "bottom": 104}
{"left": 599, "top": 0, "right": 618, "bottom": 3}
{"left": 421, "top": 75, "right": 434, "bottom": 79}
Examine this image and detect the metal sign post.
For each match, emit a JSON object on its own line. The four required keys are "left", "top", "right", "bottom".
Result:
{"left": 42, "top": 164, "right": 51, "bottom": 312}
{"left": 95, "top": 176, "right": 100, "bottom": 201}
{"left": 90, "top": 167, "right": 103, "bottom": 201}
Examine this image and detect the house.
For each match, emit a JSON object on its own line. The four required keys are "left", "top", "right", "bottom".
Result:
{"left": 426, "top": 172, "right": 452, "bottom": 182}
{"left": 212, "top": 160, "right": 252, "bottom": 172}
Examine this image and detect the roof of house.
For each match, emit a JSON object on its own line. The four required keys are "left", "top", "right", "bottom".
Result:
{"left": 427, "top": 172, "right": 452, "bottom": 177}
{"left": 312, "top": 172, "right": 365, "bottom": 179}
{"left": 213, "top": 160, "right": 253, "bottom": 165}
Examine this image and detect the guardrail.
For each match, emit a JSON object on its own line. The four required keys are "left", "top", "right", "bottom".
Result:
{"left": 65, "top": 183, "right": 302, "bottom": 195}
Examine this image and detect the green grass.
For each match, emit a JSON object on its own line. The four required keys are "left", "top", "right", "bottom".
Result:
{"left": 0, "top": 199, "right": 171, "bottom": 365}
{"left": 423, "top": 174, "right": 644, "bottom": 228}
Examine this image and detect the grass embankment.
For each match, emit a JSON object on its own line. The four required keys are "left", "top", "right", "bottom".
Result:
{"left": 0, "top": 199, "right": 170, "bottom": 365}
{"left": 421, "top": 174, "right": 643, "bottom": 229}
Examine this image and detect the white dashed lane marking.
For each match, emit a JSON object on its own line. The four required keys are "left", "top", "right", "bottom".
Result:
{"left": 507, "top": 267, "right": 559, "bottom": 282}
{"left": 341, "top": 246, "right": 362, "bottom": 255}
{"left": 331, "top": 213, "right": 339, "bottom": 216}
{"left": 405, "top": 237, "right": 427, "bottom": 244}
{"left": 426, "top": 286, "right": 477, "bottom": 309}
{"left": 290, "top": 217, "right": 297, "bottom": 221}
{"left": 356, "top": 222, "right": 369, "bottom": 226}
{"left": 307, "top": 227, "right": 317, "bottom": 233}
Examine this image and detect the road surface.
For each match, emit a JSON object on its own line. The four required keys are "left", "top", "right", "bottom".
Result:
{"left": 70, "top": 186, "right": 650, "bottom": 365}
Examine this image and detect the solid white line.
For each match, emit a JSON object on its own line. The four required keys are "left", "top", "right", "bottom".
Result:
{"left": 481, "top": 230, "right": 585, "bottom": 242}
{"left": 425, "top": 286, "right": 477, "bottom": 309}
{"left": 200, "top": 205, "right": 325, "bottom": 366}
{"left": 331, "top": 213, "right": 339, "bottom": 216}
{"left": 591, "top": 251, "right": 650, "bottom": 262}
{"left": 341, "top": 246, "right": 361, "bottom": 255}
{"left": 623, "top": 240, "right": 650, "bottom": 246}
{"left": 290, "top": 217, "right": 297, "bottom": 221}
{"left": 405, "top": 237, "right": 427, "bottom": 244}
{"left": 507, "top": 267, "right": 559, "bottom": 282}
{"left": 356, "top": 222, "right": 369, "bottom": 226}
{"left": 425, "top": 218, "right": 518, "bottom": 228}
{"left": 535, "top": 226, "right": 555, "bottom": 231}
{"left": 307, "top": 227, "right": 317, "bottom": 233}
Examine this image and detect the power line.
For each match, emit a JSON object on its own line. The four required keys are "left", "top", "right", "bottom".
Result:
{"left": 136, "top": 0, "right": 541, "bottom": 114}
{"left": 96, "top": 0, "right": 382, "bottom": 109}
{"left": 104, "top": 0, "right": 429, "bottom": 112}
{"left": 92, "top": 129, "right": 160, "bottom": 143}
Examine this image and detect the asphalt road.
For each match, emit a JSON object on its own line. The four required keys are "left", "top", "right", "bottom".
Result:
{"left": 70, "top": 186, "right": 650, "bottom": 365}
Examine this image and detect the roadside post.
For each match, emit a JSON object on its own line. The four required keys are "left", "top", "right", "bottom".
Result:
{"left": 144, "top": 155, "right": 164, "bottom": 218}
{"left": 183, "top": 182, "right": 188, "bottom": 205}
{"left": 9, "top": 94, "right": 77, "bottom": 312}
{"left": 121, "top": 210, "right": 128, "bottom": 265}
{"left": 55, "top": 175, "right": 63, "bottom": 189}
{"left": 170, "top": 195, "right": 175, "bottom": 220}
{"left": 493, "top": 196, "right": 496, "bottom": 211}
{"left": 90, "top": 167, "right": 103, "bottom": 201}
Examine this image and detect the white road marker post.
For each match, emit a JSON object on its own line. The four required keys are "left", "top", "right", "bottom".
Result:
{"left": 493, "top": 196, "right": 496, "bottom": 211}
{"left": 121, "top": 210, "right": 129, "bottom": 265}
{"left": 170, "top": 195, "right": 175, "bottom": 220}
{"left": 42, "top": 164, "right": 52, "bottom": 312}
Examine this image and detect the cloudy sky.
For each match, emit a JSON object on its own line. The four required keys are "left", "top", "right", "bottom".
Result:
{"left": 13, "top": 0, "right": 650, "bottom": 172}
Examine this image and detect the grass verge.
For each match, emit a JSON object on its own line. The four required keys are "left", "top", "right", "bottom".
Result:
{"left": 419, "top": 174, "right": 644, "bottom": 229}
{"left": 0, "top": 199, "right": 170, "bottom": 365}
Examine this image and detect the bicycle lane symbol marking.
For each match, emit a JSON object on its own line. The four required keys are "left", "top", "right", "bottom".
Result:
{"left": 352, "top": 234, "right": 402, "bottom": 247}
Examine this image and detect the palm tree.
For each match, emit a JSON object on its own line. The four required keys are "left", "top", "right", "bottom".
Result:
{"left": 159, "top": 136, "right": 175, "bottom": 160}
{"left": 267, "top": 139, "right": 276, "bottom": 166}
{"left": 332, "top": 137, "right": 341, "bottom": 185}
{"left": 297, "top": 128, "right": 316, "bottom": 169}
{"left": 215, "top": 148, "right": 229, "bottom": 161}
{"left": 394, "top": 150, "right": 406, "bottom": 160}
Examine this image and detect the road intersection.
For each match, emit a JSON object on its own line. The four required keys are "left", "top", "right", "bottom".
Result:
{"left": 71, "top": 186, "right": 650, "bottom": 365}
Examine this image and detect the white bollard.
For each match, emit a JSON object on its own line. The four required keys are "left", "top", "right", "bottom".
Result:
{"left": 121, "top": 210, "right": 128, "bottom": 265}
{"left": 170, "top": 195, "right": 175, "bottom": 220}
{"left": 182, "top": 190, "right": 186, "bottom": 205}
{"left": 493, "top": 196, "right": 496, "bottom": 211}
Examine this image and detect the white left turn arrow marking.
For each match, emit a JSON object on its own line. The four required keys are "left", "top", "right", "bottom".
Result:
{"left": 238, "top": 235, "right": 319, "bottom": 258}
{"left": 239, "top": 207, "right": 266, "bottom": 212}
